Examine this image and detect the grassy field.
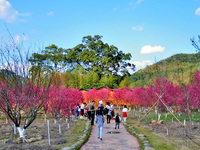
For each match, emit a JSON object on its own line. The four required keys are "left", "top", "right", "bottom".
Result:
{"left": 58, "top": 119, "right": 90, "bottom": 150}
{"left": 0, "top": 115, "right": 91, "bottom": 150}
{"left": 123, "top": 108, "right": 200, "bottom": 150}
{"left": 126, "top": 119, "right": 180, "bottom": 150}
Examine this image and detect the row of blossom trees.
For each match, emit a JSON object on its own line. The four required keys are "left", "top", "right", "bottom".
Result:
{"left": 81, "top": 71, "right": 200, "bottom": 114}
{"left": 1, "top": 60, "right": 199, "bottom": 139}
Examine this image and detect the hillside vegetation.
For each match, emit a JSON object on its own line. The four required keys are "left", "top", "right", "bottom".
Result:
{"left": 129, "top": 52, "right": 200, "bottom": 88}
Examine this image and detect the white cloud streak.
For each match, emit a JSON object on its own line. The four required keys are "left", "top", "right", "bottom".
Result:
{"left": 113, "top": 6, "right": 119, "bottom": 11}
{"left": 195, "top": 7, "right": 200, "bottom": 15}
{"left": 132, "top": 25, "right": 144, "bottom": 31}
{"left": 0, "top": 62, "right": 32, "bottom": 77}
{"left": 0, "top": 0, "right": 30, "bottom": 22}
{"left": 14, "top": 34, "right": 28, "bottom": 44}
{"left": 0, "top": 0, "right": 18, "bottom": 22}
{"left": 47, "top": 11, "right": 55, "bottom": 16}
{"left": 136, "top": 0, "right": 144, "bottom": 5}
{"left": 140, "top": 45, "right": 165, "bottom": 54}
{"left": 132, "top": 60, "right": 153, "bottom": 71}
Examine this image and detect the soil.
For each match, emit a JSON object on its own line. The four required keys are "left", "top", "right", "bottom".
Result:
{"left": 0, "top": 118, "right": 78, "bottom": 150}
{"left": 142, "top": 121, "right": 200, "bottom": 150}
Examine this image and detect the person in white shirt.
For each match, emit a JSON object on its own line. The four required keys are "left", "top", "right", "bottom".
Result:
{"left": 105, "top": 102, "right": 112, "bottom": 123}
{"left": 80, "top": 103, "right": 85, "bottom": 116}
{"left": 122, "top": 105, "right": 128, "bottom": 123}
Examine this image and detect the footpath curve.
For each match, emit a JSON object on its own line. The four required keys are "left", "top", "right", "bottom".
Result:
{"left": 81, "top": 119, "right": 140, "bottom": 150}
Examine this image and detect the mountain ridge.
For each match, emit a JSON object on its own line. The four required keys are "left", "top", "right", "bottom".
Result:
{"left": 129, "top": 52, "right": 200, "bottom": 87}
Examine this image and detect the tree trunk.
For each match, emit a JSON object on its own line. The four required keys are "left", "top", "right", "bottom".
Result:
{"left": 17, "top": 127, "right": 26, "bottom": 139}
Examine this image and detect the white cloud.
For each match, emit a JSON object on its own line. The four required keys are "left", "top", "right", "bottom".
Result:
{"left": 140, "top": 45, "right": 165, "bottom": 54}
{"left": 129, "top": 0, "right": 144, "bottom": 10}
{"left": 136, "top": 0, "right": 144, "bottom": 5}
{"left": 0, "top": 0, "right": 18, "bottom": 22}
{"left": 113, "top": 6, "right": 119, "bottom": 11}
{"left": 132, "top": 60, "right": 153, "bottom": 71}
{"left": 14, "top": 34, "right": 28, "bottom": 44}
{"left": 0, "top": 0, "right": 30, "bottom": 22}
{"left": 195, "top": 7, "right": 200, "bottom": 15}
{"left": 15, "top": 35, "right": 20, "bottom": 44}
{"left": 47, "top": 11, "right": 54, "bottom": 16}
{"left": 0, "top": 62, "right": 32, "bottom": 77}
{"left": 132, "top": 25, "right": 144, "bottom": 31}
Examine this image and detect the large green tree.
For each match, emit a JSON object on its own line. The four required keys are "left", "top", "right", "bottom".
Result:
{"left": 30, "top": 35, "right": 135, "bottom": 75}
{"left": 66, "top": 35, "right": 135, "bottom": 77}
{"left": 29, "top": 44, "right": 67, "bottom": 73}
{"left": 29, "top": 35, "right": 135, "bottom": 88}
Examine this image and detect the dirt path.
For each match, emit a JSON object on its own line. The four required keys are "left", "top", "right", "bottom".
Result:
{"left": 81, "top": 119, "right": 140, "bottom": 150}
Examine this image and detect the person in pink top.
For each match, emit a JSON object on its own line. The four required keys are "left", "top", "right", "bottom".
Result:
{"left": 122, "top": 105, "right": 128, "bottom": 123}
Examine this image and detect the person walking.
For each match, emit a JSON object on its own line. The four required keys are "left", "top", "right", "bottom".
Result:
{"left": 110, "top": 102, "right": 115, "bottom": 118}
{"left": 84, "top": 102, "right": 87, "bottom": 117}
{"left": 98, "top": 100, "right": 104, "bottom": 112}
{"left": 95, "top": 107, "right": 105, "bottom": 141}
{"left": 90, "top": 100, "right": 95, "bottom": 125}
{"left": 105, "top": 102, "right": 112, "bottom": 124}
{"left": 115, "top": 113, "right": 120, "bottom": 129}
{"left": 80, "top": 102, "right": 85, "bottom": 116}
{"left": 122, "top": 105, "right": 128, "bottom": 123}
{"left": 87, "top": 100, "right": 92, "bottom": 120}
{"left": 74, "top": 104, "right": 79, "bottom": 118}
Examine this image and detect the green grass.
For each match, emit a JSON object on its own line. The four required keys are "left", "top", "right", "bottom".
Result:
{"left": 1, "top": 135, "right": 19, "bottom": 140}
{"left": 127, "top": 119, "right": 180, "bottom": 150}
{"left": 75, "top": 122, "right": 91, "bottom": 150}
{"left": 56, "top": 119, "right": 91, "bottom": 150}
{"left": 0, "top": 114, "right": 7, "bottom": 119}
{"left": 124, "top": 124, "right": 144, "bottom": 150}
{"left": 131, "top": 110, "right": 200, "bottom": 124}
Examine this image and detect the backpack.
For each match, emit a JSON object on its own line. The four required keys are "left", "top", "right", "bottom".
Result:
{"left": 115, "top": 116, "right": 120, "bottom": 123}
{"left": 103, "top": 107, "right": 108, "bottom": 115}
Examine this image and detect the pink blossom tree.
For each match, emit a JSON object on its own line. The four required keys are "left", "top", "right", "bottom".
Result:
{"left": 0, "top": 38, "right": 53, "bottom": 140}
{"left": 47, "top": 85, "right": 83, "bottom": 118}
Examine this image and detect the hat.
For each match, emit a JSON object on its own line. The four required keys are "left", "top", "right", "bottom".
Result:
{"left": 99, "top": 100, "right": 103, "bottom": 104}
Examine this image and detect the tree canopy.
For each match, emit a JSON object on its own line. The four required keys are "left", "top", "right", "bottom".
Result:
{"left": 29, "top": 35, "right": 135, "bottom": 77}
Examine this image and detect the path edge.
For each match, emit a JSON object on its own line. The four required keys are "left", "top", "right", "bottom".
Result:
{"left": 62, "top": 120, "right": 91, "bottom": 150}
{"left": 123, "top": 122, "right": 155, "bottom": 150}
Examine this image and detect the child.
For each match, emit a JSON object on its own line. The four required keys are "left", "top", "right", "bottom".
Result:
{"left": 115, "top": 113, "right": 120, "bottom": 129}
{"left": 95, "top": 107, "right": 105, "bottom": 141}
{"left": 122, "top": 105, "right": 128, "bottom": 123}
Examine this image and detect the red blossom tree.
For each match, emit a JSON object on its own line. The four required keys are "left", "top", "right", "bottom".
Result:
{"left": 0, "top": 38, "right": 53, "bottom": 140}
{"left": 47, "top": 85, "right": 83, "bottom": 118}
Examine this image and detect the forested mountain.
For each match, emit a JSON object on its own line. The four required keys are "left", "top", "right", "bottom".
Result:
{"left": 1, "top": 53, "right": 199, "bottom": 89}
{"left": 128, "top": 52, "right": 200, "bottom": 88}
{"left": 0, "top": 69, "right": 25, "bottom": 82}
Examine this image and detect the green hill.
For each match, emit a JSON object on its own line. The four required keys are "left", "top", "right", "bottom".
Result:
{"left": 129, "top": 52, "right": 200, "bottom": 87}
{"left": 0, "top": 69, "right": 25, "bottom": 83}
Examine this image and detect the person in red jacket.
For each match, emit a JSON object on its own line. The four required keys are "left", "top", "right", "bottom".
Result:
{"left": 122, "top": 105, "right": 128, "bottom": 123}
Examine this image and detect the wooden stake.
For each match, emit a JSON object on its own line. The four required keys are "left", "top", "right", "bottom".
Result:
{"left": 47, "top": 120, "right": 51, "bottom": 146}
{"left": 140, "top": 94, "right": 163, "bottom": 121}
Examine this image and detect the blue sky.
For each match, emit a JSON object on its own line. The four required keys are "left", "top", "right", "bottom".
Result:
{"left": 0, "top": 0, "right": 200, "bottom": 71}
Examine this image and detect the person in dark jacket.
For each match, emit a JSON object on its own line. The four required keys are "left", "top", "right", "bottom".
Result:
{"left": 90, "top": 100, "right": 95, "bottom": 125}
{"left": 115, "top": 113, "right": 120, "bottom": 129}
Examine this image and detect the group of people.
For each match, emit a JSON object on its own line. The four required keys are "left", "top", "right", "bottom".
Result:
{"left": 74, "top": 100, "right": 96, "bottom": 125}
{"left": 95, "top": 101, "right": 128, "bottom": 140}
{"left": 73, "top": 100, "right": 128, "bottom": 141}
